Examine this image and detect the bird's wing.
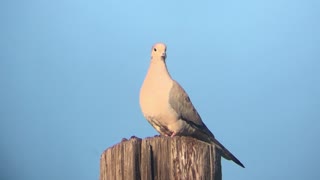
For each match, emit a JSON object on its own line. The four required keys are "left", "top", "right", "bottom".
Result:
{"left": 169, "top": 80, "right": 245, "bottom": 168}
{"left": 169, "top": 80, "right": 214, "bottom": 137}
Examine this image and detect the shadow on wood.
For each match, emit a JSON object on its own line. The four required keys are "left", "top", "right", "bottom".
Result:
{"left": 100, "top": 136, "right": 221, "bottom": 180}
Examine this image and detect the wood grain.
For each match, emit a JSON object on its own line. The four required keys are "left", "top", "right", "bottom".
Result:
{"left": 100, "top": 136, "right": 221, "bottom": 180}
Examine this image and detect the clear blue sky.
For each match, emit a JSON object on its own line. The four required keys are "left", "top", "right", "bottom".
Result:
{"left": 1, "top": 0, "right": 319, "bottom": 179}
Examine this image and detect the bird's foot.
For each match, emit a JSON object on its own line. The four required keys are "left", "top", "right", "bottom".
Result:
{"left": 170, "top": 132, "right": 176, "bottom": 137}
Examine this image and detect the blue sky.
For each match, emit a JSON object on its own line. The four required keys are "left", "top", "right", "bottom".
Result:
{"left": 1, "top": 0, "right": 320, "bottom": 179}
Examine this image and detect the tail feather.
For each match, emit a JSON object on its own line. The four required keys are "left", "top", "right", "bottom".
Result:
{"left": 183, "top": 119, "right": 245, "bottom": 167}
{"left": 210, "top": 138, "right": 245, "bottom": 168}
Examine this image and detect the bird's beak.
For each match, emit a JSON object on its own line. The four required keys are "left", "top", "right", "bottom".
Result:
{"left": 161, "top": 52, "right": 167, "bottom": 59}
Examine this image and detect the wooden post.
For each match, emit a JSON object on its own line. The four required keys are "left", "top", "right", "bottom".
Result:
{"left": 100, "top": 136, "right": 222, "bottom": 180}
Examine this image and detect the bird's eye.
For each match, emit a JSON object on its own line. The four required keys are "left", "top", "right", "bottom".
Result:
{"left": 153, "top": 48, "right": 157, "bottom": 52}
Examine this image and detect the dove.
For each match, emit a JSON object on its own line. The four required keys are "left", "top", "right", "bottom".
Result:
{"left": 139, "top": 43, "right": 244, "bottom": 168}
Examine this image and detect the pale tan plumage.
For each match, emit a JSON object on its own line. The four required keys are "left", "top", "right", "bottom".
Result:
{"left": 139, "top": 43, "right": 244, "bottom": 168}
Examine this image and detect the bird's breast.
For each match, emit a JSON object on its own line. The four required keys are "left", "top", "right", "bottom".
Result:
{"left": 139, "top": 75, "right": 178, "bottom": 129}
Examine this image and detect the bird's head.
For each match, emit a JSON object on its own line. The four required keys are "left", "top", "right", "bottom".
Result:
{"left": 151, "top": 43, "right": 167, "bottom": 60}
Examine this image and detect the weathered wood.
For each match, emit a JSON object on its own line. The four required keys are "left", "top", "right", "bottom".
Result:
{"left": 100, "top": 136, "right": 221, "bottom": 180}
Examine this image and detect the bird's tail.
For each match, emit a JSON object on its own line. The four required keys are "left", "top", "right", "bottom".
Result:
{"left": 210, "top": 137, "right": 245, "bottom": 168}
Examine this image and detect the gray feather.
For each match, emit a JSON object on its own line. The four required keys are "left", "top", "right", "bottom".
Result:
{"left": 169, "top": 80, "right": 245, "bottom": 168}
{"left": 169, "top": 80, "right": 214, "bottom": 138}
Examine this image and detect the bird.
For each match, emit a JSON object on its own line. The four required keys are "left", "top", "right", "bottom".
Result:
{"left": 139, "top": 42, "right": 245, "bottom": 168}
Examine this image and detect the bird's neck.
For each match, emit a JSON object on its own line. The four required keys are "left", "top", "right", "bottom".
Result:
{"left": 148, "top": 57, "right": 172, "bottom": 80}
